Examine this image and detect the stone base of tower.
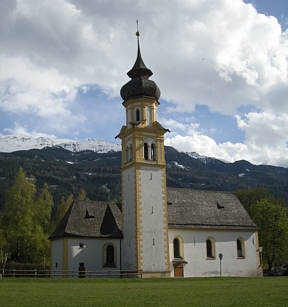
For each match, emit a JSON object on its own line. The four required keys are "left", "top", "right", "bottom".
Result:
{"left": 121, "top": 270, "right": 171, "bottom": 278}
{"left": 139, "top": 271, "right": 171, "bottom": 278}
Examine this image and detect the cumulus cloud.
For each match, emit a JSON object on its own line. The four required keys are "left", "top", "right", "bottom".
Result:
{"left": 3, "top": 122, "right": 58, "bottom": 139}
{"left": 2, "top": 0, "right": 288, "bottom": 113}
{"left": 165, "top": 110, "right": 288, "bottom": 167}
{"left": 1, "top": 0, "right": 288, "bottom": 165}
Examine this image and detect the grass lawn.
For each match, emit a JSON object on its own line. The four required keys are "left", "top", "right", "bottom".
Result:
{"left": 0, "top": 277, "right": 287, "bottom": 307}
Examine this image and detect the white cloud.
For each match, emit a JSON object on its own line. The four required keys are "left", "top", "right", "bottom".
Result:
{"left": 3, "top": 122, "right": 57, "bottom": 139}
{"left": 1, "top": 0, "right": 288, "bottom": 165}
{"left": 165, "top": 111, "right": 288, "bottom": 167}
{"left": 2, "top": 0, "right": 288, "bottom": 114}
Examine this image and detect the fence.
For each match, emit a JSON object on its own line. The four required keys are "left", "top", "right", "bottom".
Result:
{"left": 0, "top": 269, "right": 158, "bottom": 278}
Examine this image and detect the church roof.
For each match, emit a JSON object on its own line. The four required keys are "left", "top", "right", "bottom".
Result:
{"left": 167, "top": 188, "right": 257, "bottom": 230}
{"left": 50, "top": 188, "right": 256, "bottom": 240}
{"left": 49, "top": 200, "right": 122, "bottom": 239}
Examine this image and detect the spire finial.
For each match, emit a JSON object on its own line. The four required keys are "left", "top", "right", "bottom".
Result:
{"left": 136, "top": 20, "right": 140, "bottom": 38}
{"left": 126, "top": 21, "right": 153, "bottom": 79}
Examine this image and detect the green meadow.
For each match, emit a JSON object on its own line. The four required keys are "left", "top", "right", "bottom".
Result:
{"left": 0, "top": 277, "right": 287, "bottom": 307}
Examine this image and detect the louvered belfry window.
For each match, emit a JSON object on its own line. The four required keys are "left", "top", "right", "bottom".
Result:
{"left": 144, "top": 143, "right": 149, "bottom": 160}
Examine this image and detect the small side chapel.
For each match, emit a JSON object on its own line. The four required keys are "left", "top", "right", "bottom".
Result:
{"left": 50, "top": 31, "right": 262, "bottom": 278}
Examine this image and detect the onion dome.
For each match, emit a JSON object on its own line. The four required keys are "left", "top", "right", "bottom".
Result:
{"left": 120, "top": 32, "right": 160, "bottom": 101}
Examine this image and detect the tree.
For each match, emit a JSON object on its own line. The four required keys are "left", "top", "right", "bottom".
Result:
{"left": 235, "top": 187, "right": 274, "bottom": 211}
{"left": 236, "top": 187, "right": 288, "bottom": 271}
{"left": 77, "top": 189, "right": 87, "bottom": 201}
{"left": 54, "top": 194, "right": 73, "bottom": 227}
{"left": 250, "top": 199, "right": 288, "bottom": 271}
{"left": 33, "top": 183, "right": 54, "bottom": 264}
{"left": 0, "top": 225, "right": 8, "bottom": 272}
{"left": 2, "top": 168, "right": 36, "bottom": 262}
{"left": 35, "top": 183, "right": 54, "bottom": 234}
{"left": 2, "top": 168, "right": 54, "bottom": 264}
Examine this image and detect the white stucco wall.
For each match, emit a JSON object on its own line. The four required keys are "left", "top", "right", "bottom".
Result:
{"left": 51, "top": 238, "right": 121, "bottom": 277}
{"left": 169, "top": 229, "right": 259, "bottom": 277}
{"left": 121, "top": 167, "right": 137, "bottom": 271}
{"left": 139, "top": 166, "right": 168, "bottom": 272}
{"left": 67, "top": 238, "right": 120, "bottom": 277}
{"left": 51, "top": 239, "right": 62, "bottom": 275}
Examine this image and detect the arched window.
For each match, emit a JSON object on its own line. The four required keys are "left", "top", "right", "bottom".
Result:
{"left": 206, "top": 238, "right": 215, "bottom": 259}
{"left": 173, "top": 238, "right": 181, "bottom": 258}
{"left": 136, "top": 109, "right": 140, "bottom": 122}
{"left": 237, "top": 238, "right": 245, "bottom": 258}
{"left": 105, "top": 245, "right": 115, "bottom": 267}
{"left": 151, "top": 143, "right": 156, "bottom": 160}
{"left": 144, "top": 143, "right": 149, "bottom": 160}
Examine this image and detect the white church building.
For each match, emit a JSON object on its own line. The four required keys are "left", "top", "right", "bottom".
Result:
{"left": 50, "top": 32, "right": 262, "bottom": 278}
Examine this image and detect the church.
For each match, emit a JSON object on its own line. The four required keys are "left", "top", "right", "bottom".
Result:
{"left": 50, "top": 31, "right": 262, "bottom": 278}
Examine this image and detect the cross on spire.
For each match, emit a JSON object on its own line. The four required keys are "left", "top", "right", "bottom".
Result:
{"left": 136, "top": 20, "right": 140, "bottom": 37}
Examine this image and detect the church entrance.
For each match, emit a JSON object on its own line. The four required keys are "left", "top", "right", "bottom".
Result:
{"left": 173, "top": 263, "right": 184, "bottom": 277}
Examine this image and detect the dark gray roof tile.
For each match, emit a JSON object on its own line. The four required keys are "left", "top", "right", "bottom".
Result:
{"left": 49, "top": 200, "right": 122, "bottom": 239}
{"left": 167, "top": 188, "right": 256, "bottom": 230}
{"left": 50, "top": 188, "right": 256, "bottom": 239}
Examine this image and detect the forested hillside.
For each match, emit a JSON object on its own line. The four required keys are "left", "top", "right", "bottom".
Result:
{"left": 1, "top": 146, "right": 288, "bottom": 270}
{"left": 0, "top": 146, "right": 288, "bottom": 211}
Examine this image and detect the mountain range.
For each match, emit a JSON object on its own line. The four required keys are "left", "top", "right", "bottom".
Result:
{"left": 0, "top": 135, "right": 121, "bottom": 153}
{"left": 0, "top": 135, "right": 287, "bottom": 208}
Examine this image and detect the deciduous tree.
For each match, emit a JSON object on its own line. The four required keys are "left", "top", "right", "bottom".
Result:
{"left": 3, "top": 168, "right": 36, "bottom": 262}
{"left": 250, "top": 199, "right": 288, "bottom": 271}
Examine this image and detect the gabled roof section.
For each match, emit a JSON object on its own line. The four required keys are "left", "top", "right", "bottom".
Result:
{"left": 100, "top": 205, "right": 121, "bottom": 236}
{"left": 167, "top": 188, "right": 257, "bottom": 230}
{"left": 50, "top": 189, "right": 256, "bottom": 240}
{"left": 49, "top": 200, "right": 122, "bottom": 239}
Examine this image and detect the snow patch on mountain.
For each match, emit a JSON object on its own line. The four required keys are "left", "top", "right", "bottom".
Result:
{"left": 186, "top": 151, "right": 228, "bottom": 164}
{"left": 173, "top": 161, "right": 185, "bottom": 169}
{"left": 0, "top": 135, "right": 121, "bottom": 153}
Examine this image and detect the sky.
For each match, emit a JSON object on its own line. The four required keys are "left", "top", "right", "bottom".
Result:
{"left": 1, "top": 0, "right": 288, "bottom": 167}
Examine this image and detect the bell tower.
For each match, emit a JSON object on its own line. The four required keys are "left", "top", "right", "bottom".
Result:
{"left": 117, "top": 27, "right": 170, "bottom": 277}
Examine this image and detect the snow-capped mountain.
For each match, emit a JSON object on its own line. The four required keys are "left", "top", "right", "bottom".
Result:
{"left": 186, "top": 152, "right": 228, "bottom": 164}
{"left": 0, "top": 135, "right": 121, "bottom": 153}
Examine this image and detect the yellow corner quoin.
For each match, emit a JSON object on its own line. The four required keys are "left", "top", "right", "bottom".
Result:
{"left": 162, "top": 169, "right": 171, "bottom": 271}
{"left": 135, "top": 167, "right": 143, "bottom": 271}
